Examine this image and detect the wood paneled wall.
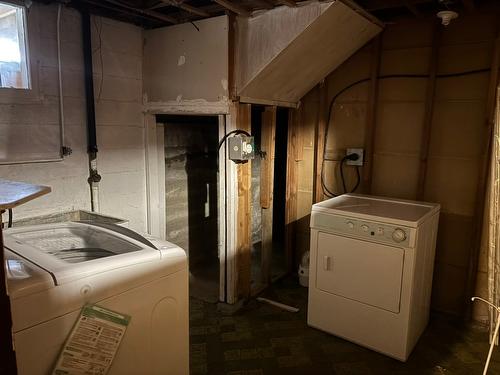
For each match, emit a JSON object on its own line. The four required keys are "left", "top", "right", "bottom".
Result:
{"left": 296, "top": 13, "right": 499, "bottom": 319}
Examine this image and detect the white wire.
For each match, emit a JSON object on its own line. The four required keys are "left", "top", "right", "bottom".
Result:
{"left": 472, "top": 297, "right": 500, "bottom": 375}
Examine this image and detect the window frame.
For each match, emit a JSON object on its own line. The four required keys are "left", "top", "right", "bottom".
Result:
{"left": 0, "top": 1, "right": 31, "bottom": 90}
{"left": 0, "top": 0, "right": 40, "bottom": 103}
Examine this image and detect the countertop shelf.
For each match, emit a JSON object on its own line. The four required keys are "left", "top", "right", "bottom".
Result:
{"left": 0, "top": 179, "right": 51, "bottom": 211}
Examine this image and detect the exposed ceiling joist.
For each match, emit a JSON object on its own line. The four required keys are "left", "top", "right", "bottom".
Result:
{"left": 101, "top": 0, "right": 178, "bottom": 23}
{"left": 212, "top": 0, "right": 251, "bottom": 16}
{"left": 79, "top": 0, "right": 175, "bottom": 24}
{"left": 276, "top": 0, "right": 297, "bottom": 7}
{"left": 152, "top": 0, "right": 210, "bottom": 17}
{"left": 362, "top": 0, "right": 431, "bottom": 11}
{"left": 250, "top": 0, "right": 275, "bottom": 10}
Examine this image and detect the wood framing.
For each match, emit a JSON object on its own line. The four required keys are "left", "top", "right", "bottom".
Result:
{"left": 144, "top": 114, "right": 162, "bottom": 238}
{"left": 213, "top": 0, "right": 250, "bottom": 16}
{"left": 465, "top": 30, "right": 500, "bottom": 318}
{"left": 362, "top": 35, "right": 382, "bottom": 193}
{"left": 416, "top": 21, "right": 440, "bottom": 200}
{"left": 236, "top": 103, "right": 252, "bottom": 299}
{"left": 260, "top": 107, "right": 277, "bottom": 209}
{"left": 225, "top": 106, "right": 239, "bottom": 304}
{"left": 228, "top": 13, "right": 237, "bottom": 101}
{"left": 277, "top": 0, "right": 297, "bottom": 7}
{"left": 260, "top": 106, "right": 277, "bottom": 285}
{"left": 156, "top": 124, "right": 166, "bottom": 241}
{"left": 155, "top": 0, "right": 211, "bottom": 17}
{"left": 285, "top": 106, "right": 300, "bottom": 271}
{"left": 313, "top": 82, "right": 328, "bottom": 203}
{"left": 218, "top": 115, "right": 228, "bottom": 302}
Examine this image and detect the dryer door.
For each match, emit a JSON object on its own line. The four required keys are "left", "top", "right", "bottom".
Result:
{"left": 316, "top": 232, "right": 404, "bottom": 313}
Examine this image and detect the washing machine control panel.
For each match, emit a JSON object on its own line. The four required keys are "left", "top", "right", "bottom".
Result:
{"left": 312, "top": 213, "right": 412, "bottom": 247}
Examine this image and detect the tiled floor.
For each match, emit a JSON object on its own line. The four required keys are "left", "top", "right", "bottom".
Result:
{"left": 189, "top": 277, "right": 500, "bottom": 375}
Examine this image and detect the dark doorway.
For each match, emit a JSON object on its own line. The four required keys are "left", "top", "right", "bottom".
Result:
{"left": 159, "top": 115, "right": 220, "bottom": 303}
{"left": 272, "top": 107, "right": 289, "bottom": 280}
{"left": 250, "top": 106, "right": 289, "bottom": 294}
{"left": 250, "top": 105, "right": 265, "bottom": 292}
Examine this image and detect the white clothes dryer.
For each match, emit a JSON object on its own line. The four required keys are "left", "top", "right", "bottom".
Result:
{"left": 308, "top": 194, "right": 440, "bottom": 361}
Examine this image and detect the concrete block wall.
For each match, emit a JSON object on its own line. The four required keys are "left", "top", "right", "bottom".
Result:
{"left": 0, "top": 4, "right": 90, "bottom": 218}
{"left": 91, "top": 15, "right": 147, "bottom": 232}
{"left": 0, "top": 3, "right": 147, "bottom": 233}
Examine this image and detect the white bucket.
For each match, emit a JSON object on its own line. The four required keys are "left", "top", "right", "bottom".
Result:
{"left": 298, "top": 265, "right": 309, "bottom": 287}
{"left": 298, "top": 251, "right": 310, "bottom": 287}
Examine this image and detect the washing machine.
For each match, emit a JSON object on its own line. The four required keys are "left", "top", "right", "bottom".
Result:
{"left": 4, "top": 221, "right": 189, "bottom": 374}
{"left": 308, "top": 194, "right": 440, "bottom": 361}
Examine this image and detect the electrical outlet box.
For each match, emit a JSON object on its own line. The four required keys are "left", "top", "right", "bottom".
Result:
{"left": 346, "top": 148, "right": 364, "bottom": 166}
{"left": 229, "top": 136, "right": 255, "bottom": 162}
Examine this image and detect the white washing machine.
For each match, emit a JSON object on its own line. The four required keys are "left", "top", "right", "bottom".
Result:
{"left": 4, "top": 221, "right": 189, "bottom": 375}
{"left": 308, "top": 194, "right": 440, "bottom": 361}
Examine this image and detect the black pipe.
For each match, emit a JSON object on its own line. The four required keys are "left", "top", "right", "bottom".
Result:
{"left": 81, "top": 10, "right": 98, "bottom": 155}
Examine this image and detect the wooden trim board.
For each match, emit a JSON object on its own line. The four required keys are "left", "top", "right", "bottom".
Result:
{"left": 313, "top": 82, "right": 328, "bottom": 203}
{"left": 236, "top": 103, "right": 252, "bottom": 299}
{"left": 362, "top": 35, "right": 381, "bottom": 193}
{"left": 285, "top": 107, "right": 300, "bottom": 271}
{"left": 260, "top": 106, "right": 277, "bottom": 285}
{"left": 225, "top": 105, "right": 240, "bottom": 304}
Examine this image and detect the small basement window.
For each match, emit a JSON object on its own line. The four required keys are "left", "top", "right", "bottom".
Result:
{"left": 0, "top": 2, "right": 29, "bottom": 89}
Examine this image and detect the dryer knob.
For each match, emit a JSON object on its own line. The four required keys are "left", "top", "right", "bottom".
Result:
{"left": 392, "top": 228, "right": 406, "bottom": 243}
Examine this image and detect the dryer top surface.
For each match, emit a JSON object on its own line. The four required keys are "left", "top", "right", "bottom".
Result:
{"left": 312, "top": 194, "right": 440, "bottom": 227}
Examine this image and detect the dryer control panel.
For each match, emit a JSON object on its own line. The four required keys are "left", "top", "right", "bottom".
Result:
{"left": 311, "top": 213, "right": 413, "bottom": 248}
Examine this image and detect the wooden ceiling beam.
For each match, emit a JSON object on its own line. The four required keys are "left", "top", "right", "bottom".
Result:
{"left": 151, "top": 0, "right": 210, "bottom": 17}
{"left": 362, "top": 0, "right": 431, "bottom": 11}
{"left": 248, "top": 0, "right": 275, "bottom": 10}
{"left": 212, "top": 0, "right": 251, "bottom": 16}
{"left": 101, "top": 0, "right": 178, "bottom": 23}
{"left": 276, "top": 0, "right": 297, "bottom": 7}
{"left": 80, "top": 0, "right": 176, "bottom": 24}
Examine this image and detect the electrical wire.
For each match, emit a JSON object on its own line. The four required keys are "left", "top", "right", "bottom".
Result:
{"left": 217, "top": 129, "right": 251, "bottom": 152}
{"left": 340, "top": 157, "right": 348, "bottom": 193}
{"left": 321, "top": 67, "right": 492, "bottom": 198}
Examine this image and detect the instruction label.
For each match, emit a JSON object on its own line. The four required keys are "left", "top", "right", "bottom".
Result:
{"left": 53, "top": 305, "right": 131, "bottom": 375}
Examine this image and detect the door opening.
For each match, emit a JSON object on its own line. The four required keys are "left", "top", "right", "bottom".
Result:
{"left": 250, "top": 106, "right": 289, "bottom": 295}
{"left": 272, "top": 107, "right": 289, "bottom": 280}
{"left": 159, "top": 114, "right": 220, "bottom": 303}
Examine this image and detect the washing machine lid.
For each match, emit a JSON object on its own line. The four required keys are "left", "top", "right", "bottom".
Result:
{"left": 5, "top": 249, "right": 55, "bottom": 299}
{"left": 4, "top": 222, "right": 162, "bottom": 285}
{"left": 312, "top": 194, "right": 440, "bottom": 227}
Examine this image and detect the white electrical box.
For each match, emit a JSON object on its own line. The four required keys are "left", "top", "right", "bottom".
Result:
{"left": 346, "top": 148, "right": 364, "bottom": 166}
